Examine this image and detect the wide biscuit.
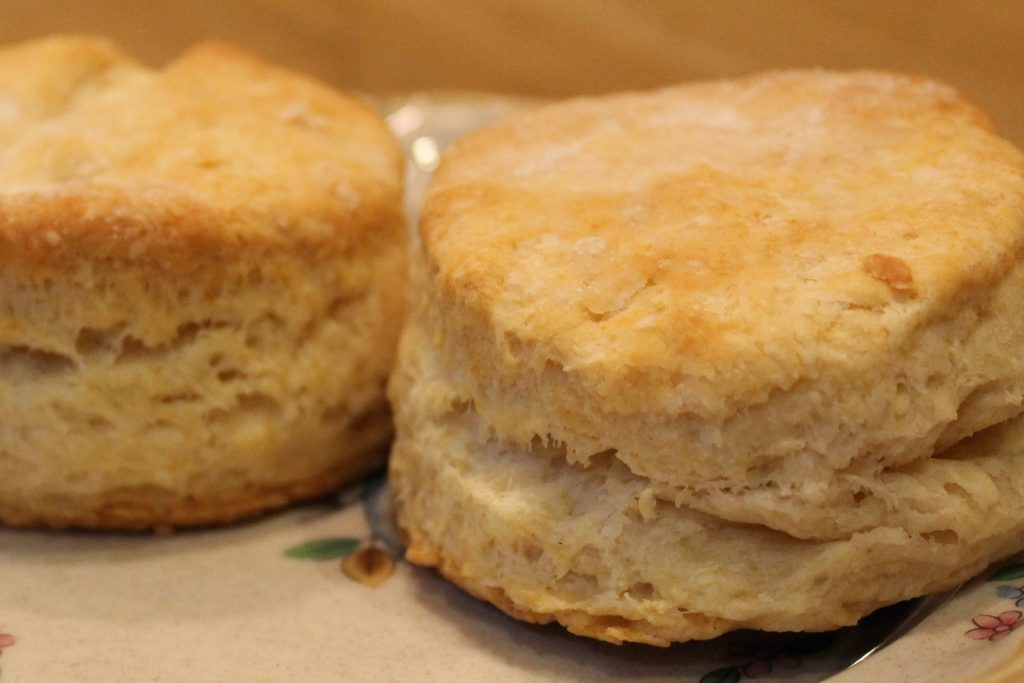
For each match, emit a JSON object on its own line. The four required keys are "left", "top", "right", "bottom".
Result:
{"left": 391, "top": 70, "right": 1024, "bottom": 643}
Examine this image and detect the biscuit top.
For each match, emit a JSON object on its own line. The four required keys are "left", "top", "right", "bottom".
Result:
{"left": 0, "top": 36, "right": 402, "bottom": 268}
{"left": 423, "top": 71, "right": 1024, "bottom": 412}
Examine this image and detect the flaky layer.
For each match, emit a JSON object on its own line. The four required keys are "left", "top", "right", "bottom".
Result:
{"left": 0, "top": 406, "right": 391, "bottom": 531}
{"left": 389, "top": 324, "right": 1024, "bottom": 645}
{"left": 419, "top": 70, "right": 1024, "bottom": 499}
{"left": 648, "top": 255, "right": 1024, "bottom": 540}
{"left": 0, "top": 230, "right": 405, "bottom": 529}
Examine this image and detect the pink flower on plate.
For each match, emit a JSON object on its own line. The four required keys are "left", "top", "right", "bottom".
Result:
{"left": 966, "top": 611, "right": 1024, "bottom": 641}
{"left": 0, "top": 632, "right": 14, "bottom": 655}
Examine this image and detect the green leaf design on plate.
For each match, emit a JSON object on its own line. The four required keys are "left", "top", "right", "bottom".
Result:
{"left": 284, "top": 537, "right": 360, "bottom": 560}
{"left": 699, "top": 666, "right": 742, "bottom": 683}
{"left": 989, "top": 564, "right": 1024, "bottom": 581}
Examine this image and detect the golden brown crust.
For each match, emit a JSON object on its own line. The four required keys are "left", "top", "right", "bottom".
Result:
{"left": 0, "top": 36, "right": 403, "bottom": 272}
{"left": 403, "top": 535, "right": 730, "bottom": 647}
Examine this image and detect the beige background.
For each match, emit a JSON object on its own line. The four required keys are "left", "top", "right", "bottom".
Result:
{"left": 0, "top": 0, "right": 1021, "bottom": 144}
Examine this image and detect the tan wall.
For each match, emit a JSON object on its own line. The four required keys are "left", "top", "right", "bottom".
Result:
{"left": 0, "top": 1, "right": 1021, "bottom": 145}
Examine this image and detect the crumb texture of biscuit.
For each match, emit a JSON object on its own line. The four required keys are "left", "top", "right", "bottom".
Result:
{"left": 0, "top": 36, "right": 406, "bottom": 529}
{"left": 390, "top": 70, "right": 1024, "bottom": 644}
{"left": 390, "top": 322, "right": 1024, "bottom": 645}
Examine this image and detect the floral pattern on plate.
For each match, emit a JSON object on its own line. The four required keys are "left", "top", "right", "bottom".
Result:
{"left": 964, "top": 561, "right": 1024, "bottom": 642}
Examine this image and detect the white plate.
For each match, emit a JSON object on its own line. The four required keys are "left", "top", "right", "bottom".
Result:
{"left": 1, "top": 94, "right": 1022, "bottom": 683}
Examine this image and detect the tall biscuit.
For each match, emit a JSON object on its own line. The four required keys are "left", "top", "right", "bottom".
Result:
{"left": 391, "top": 70, "right": 1024, "bottom": 643}
{"left": 0, "top": 37, "right": 406, "bottom": 529}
